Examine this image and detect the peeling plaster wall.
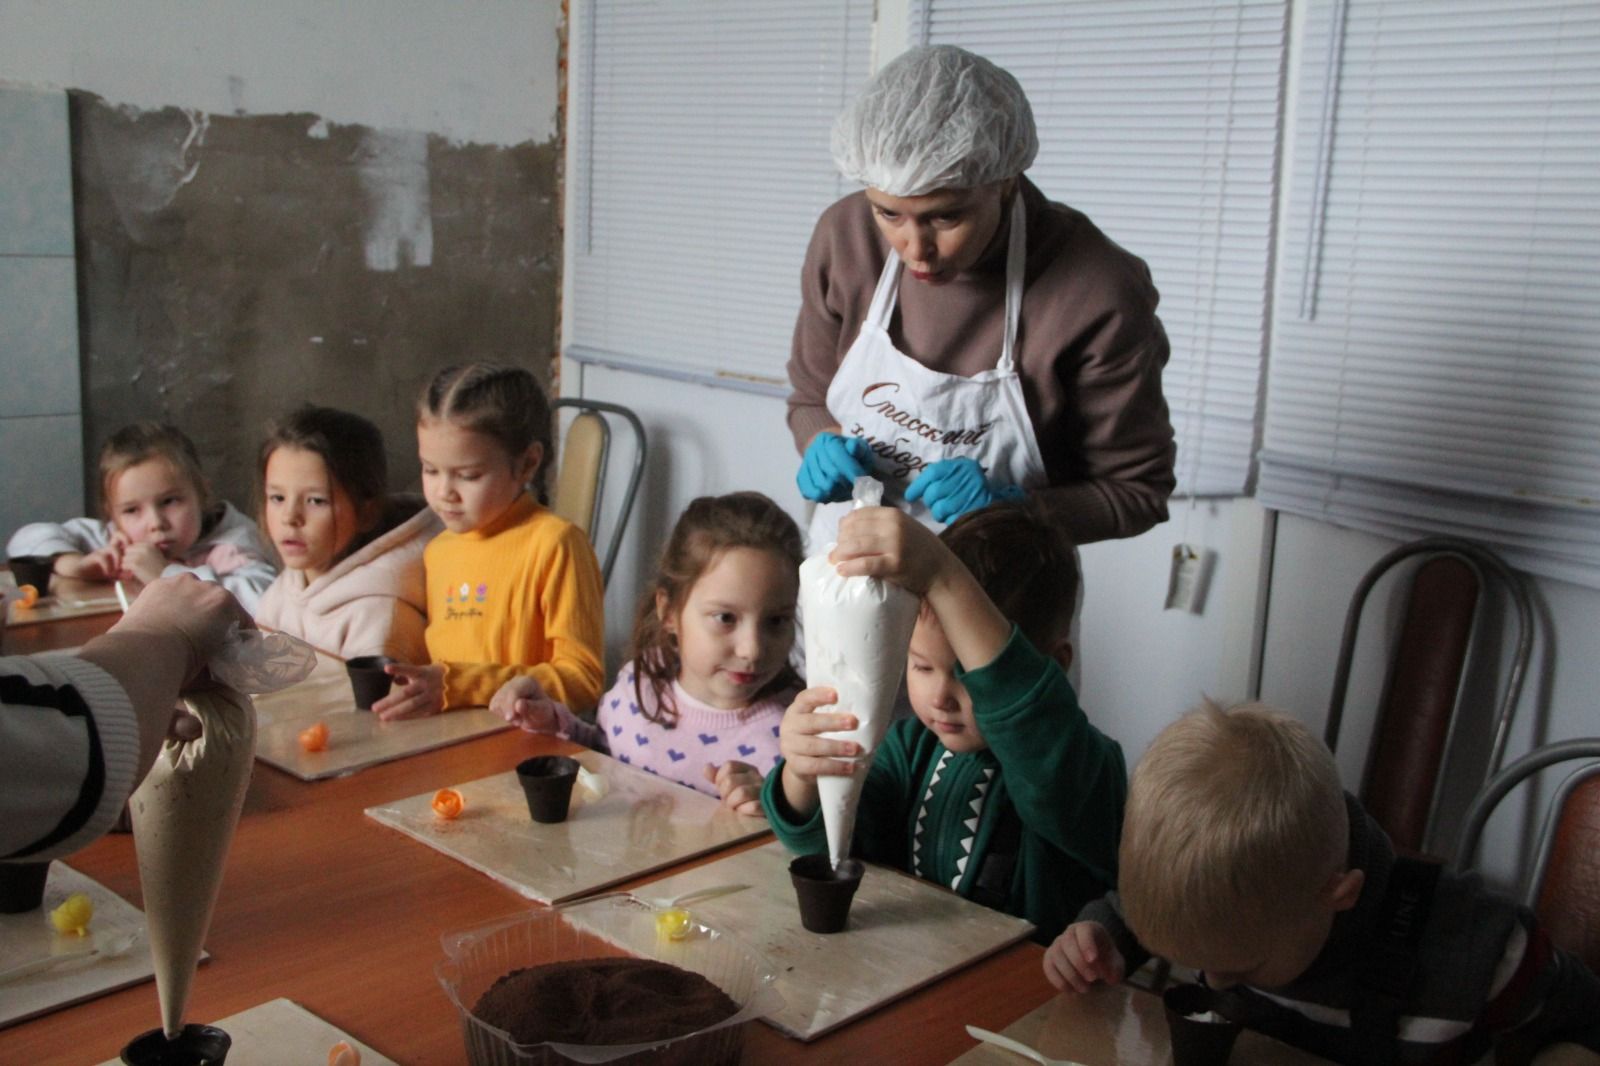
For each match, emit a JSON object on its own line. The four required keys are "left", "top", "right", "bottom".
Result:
{"left": 0, "top": 1, "right": 563, "bottom": 511}
{"left": 71, "top": 94, "right": 559, "bottom": 507}
{"left": 0, "top": 1, "right": 558, "bottom": 147}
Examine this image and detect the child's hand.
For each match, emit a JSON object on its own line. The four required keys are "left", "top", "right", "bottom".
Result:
{"left": 778, "top": 687, "right": 860, "bottom": 780}
{"left": 704, "top": 761, "right": 763, "bottom": 816}
{"left": 777, "top": 687, "right": 859, "bottom": 817}
{"left": 489, "top": 676, "right": 560, "bottom": 733}
{"left": 373, "top": 663, "right": 446, "bottom": 720}
{"left": 59, "top": 547, "right": 120, "bottom": 581}
{"left": 1043, "top": 921, "right": 1125, "bottom": 994}
{"left": 121, "top": 542, "right": 169, "bottom": 584}
{"left": 830, "top": 506, "right": 951, "bottom": 596}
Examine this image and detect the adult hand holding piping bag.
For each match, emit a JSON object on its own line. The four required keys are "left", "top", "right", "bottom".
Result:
{"left": 788, "top": 45, "right": 1175, "bottom": 549}
{"left": 2, "top": 575, "right": 253, "bottom": 861}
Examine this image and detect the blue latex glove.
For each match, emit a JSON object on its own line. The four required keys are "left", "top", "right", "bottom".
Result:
{"left": 905, "top": 457, "right": 1025, "bottom": 524}
{"left": 797, "top": 432, "right": 874, "bottom": 503}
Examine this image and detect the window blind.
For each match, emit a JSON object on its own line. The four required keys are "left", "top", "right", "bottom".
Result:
{"left": 1259, "top": 0, "right": 1600, "bottom": 588}
{"left": 914, "top": 0, "right": 1288, "bottom": 496}
{"left": 567, "top": 0, "right": 875, "bottom": 391}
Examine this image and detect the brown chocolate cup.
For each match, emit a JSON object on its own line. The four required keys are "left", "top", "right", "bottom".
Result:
{"left": 0, "top": 861, "right": 50, "bottom": 913}
{"left": 1163, "top": 984, "right": 1241, "bottom": 1066}
{"left": 7, "top": 555, "right": 54, "bottom": 593}
{"left": 120, "top": 1024, "right": 232, "bottom": 1065}
{"left": 516, "top": 756, "right": 580, "bottom": 823}
{"left": 345, "top": 655, "right": 397, "bottom": 710}
{"left": 789, "top": 855, "right": 864, "bottom": 934}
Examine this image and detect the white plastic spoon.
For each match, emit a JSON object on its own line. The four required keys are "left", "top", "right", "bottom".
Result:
{"left": 577, "top": 883, "right": 751, "bottom": 912}
{"left": 965, "top": 1024, "right": 1090, "bottom": 1066}
{"left": 641, "top": 883, "right": 750, "bottom": 910}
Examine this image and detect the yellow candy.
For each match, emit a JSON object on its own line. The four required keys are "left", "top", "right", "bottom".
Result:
{"left": 655, "top": 907, "right": 692, "bottom": 943}
{"left": 50, "top": 892, "right": 94, "bottom": 937}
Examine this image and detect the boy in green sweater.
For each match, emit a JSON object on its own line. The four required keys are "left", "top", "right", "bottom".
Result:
{"left": 760, "top": 501, "right": 1126, "bottom": 943}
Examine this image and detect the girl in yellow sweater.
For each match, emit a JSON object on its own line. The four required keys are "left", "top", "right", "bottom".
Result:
{"left": 372, "top": 363, "right": 605, "bottom": 720}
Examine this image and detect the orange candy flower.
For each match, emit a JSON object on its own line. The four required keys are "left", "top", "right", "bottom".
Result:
{"left": 15, "top": 584, "right": 39, "bottom": 608}
{"left": 298, "top": 722, "right": 330, "bottom": 752}
{"left": 431, "top": 788, "right": 465, "bottom": 820}
{"left": 328, "top": 1041, "right": 361, "bottom": 1066}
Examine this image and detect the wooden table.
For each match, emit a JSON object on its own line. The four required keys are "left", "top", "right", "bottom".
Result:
{"left": 1, "top": 609, "right": 1061, "bottom": 1065}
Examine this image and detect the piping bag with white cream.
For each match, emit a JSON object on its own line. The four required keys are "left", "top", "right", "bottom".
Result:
{"left": 800, "top": 478, "right": 921, "bottom": 869}
{"left": 131, "top": 626, "right": 315, "bottom": 1037}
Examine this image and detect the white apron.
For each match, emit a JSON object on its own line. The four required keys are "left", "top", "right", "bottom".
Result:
{"left": 808, "top": 194, "right": 1049, "bottom": 551}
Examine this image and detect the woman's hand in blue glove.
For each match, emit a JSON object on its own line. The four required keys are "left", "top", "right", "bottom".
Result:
{"left": 797, "top": 431, "right": 873, "bottom": 503}
{"left": 905, "top": 457, "right": 1024, "bottom": 523}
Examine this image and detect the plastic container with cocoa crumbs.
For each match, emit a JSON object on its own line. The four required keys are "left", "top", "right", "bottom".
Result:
{"left": 436, "top": 896, "right": 781, "bottom": 1065}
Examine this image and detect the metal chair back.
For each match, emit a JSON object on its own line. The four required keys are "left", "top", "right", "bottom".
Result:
{"left": 1325, "top": 536, "right": 1532, "bottom": 855}
{"left": 551, "top": 398, "right": 646, "bottom": 588}
{"left": 1457, "top": 739, "right": 1600, "bottom": 973}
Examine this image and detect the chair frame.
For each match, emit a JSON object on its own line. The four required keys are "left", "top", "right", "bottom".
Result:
{"left": 552, "top": 397, "right": 646, "bottom": 587}
{"left": 1456, "top": 739, "right": 1600, "bottom": 907}
{"left": 1324, "top": 536, "right": 1534, "bottom": 851}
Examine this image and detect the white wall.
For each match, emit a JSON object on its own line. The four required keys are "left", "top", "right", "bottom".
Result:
{"left": 0, "top": 0, "right": 559, "bottom": 145}
{"left": 0, "top": 87, "right": 82, "bottom": 546}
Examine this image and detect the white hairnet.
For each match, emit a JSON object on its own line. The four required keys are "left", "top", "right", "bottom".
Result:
{"left": 831, "top": 45, "right": 1037, "bottom": 197}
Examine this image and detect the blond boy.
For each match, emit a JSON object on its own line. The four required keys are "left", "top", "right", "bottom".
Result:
{"left": 1050, "top": 702, "right": 1600, "bottom": 1065}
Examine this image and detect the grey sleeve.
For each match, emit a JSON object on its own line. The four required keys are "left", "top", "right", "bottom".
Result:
{"left": 1078, "top": 891, "right": 1155, "bottom": 975}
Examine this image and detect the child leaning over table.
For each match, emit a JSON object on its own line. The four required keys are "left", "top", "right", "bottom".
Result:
{"left": 761, "top": 500, "right": 1126, "bottom": 944}
{"left": 1048, "top": 701, "right": 1600, "bottom": 1066}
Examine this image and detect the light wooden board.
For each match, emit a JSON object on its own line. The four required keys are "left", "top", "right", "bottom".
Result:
{"left": 945, "top": 982, "right": 1337, "bottom": 1065}
{"left": 614, "top": 840, "right": 1035, "bottom": 1042}
{"left": 94, "top": 997, "right": 399, "bottom": 1065}
{"left": 251, "top": 651, "right": 509, "bottom": 780}
{"left": 364, "top": 748, "right": 770, "bottom": 904}
{"left": 0, "top": 864, "right": 154, "bottom": 1029}
{"left": 3, "top": 571, "right": 124, "bottom": 627}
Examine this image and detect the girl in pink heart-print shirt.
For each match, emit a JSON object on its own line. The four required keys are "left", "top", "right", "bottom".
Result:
{"left": 491, "top": 492, "right": 800, "bottom": 815}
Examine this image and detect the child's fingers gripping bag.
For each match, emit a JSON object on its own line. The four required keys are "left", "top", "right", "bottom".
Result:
{"left": 131, "top": 628, "right": 314, "bottom": 1037}
{"left": 799, "top": 478, "right": 921, "bottom": 869}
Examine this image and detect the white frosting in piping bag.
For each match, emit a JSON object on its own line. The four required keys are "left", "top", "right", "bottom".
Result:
{"left": 800, "top": 479, "right": 921, "bottom": 869}
{"left": 130, "top": 686, "right": 256, "bottom": 1038}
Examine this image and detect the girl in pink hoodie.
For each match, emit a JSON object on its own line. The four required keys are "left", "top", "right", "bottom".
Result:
{"left": 254, "top": 406, "right": 440, "bottom": 662}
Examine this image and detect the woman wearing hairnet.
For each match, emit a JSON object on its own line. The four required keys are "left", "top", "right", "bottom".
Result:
{"left": 788, "top": 46, "right": 1175, "bottom": 549}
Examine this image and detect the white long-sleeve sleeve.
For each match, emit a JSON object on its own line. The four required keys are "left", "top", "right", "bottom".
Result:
{"left": 1, "top": 654, "right": 142, "bottom": 862}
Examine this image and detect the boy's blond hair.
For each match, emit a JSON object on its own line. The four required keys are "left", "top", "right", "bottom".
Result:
{"left": 1119, "top": 701, "right": 1347, "bottom": 962}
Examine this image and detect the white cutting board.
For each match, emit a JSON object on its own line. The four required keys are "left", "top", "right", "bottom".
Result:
{"left": 616, "top": 840, "right": 1035, "bottom": 1042}
{"left": 0, "top": 864, "right": 154, "bottom": 1029}
{"left": 94, "top": 998, "right": 398, "bottom": 1065}
{"left": 251, "top": 650, "right": 508, "bottom": 780}
{"left": 944, "top": 982, "right": 1339, "bottom": 1066}
{"left": 364, "top": 748, "right": 770, "bottom": 904}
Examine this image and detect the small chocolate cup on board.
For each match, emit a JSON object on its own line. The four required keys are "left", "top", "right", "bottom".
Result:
{"left": 789, "top": 854, "right": 864, "bottom": 934}
{"left": 0, "top": 861, "right": 50, "bottom": 914}
{"left": 344, "top": 655, "right": 397, "bottom": 710}
{"left": 516, "top": 755, "right": 581, "bottom": 823}
{"left": 120, "top": 1024, "right": 233, "bottom": 1065}
{"left": 7, "top": 555, "right": 54, "bottom": 594}
{"left": 1163, "top": 984, "right": 1242, "bottom": 1066}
